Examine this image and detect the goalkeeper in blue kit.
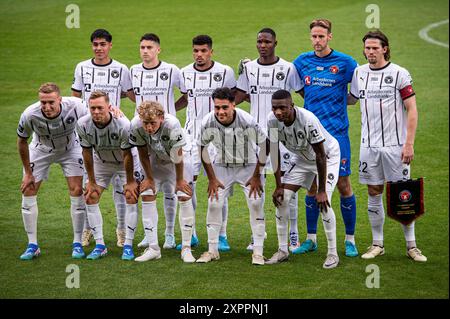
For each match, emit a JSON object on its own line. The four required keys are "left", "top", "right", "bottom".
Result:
{"left": 292, "top": 19, "right": 359, "bottom": 257}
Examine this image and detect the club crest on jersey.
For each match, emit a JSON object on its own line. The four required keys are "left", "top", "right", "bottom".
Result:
{"left": 66, "top": 116, "right": 75, "bottom": 124}
{"left": 297, "top": 131, "right": 305, "bottom": 139}
{"left": 111, "top": 70, "right": 120, "bottom": 79}
{"left": 160, "top": 72, "right": 169, "bottom": 81}
{"left": 110, "top": 133, "right": 119, "bottom": 140}
{"left": 304, "top": 76, "right": 311, "bottom": 86}
{"left": 384, "top": 76, "right": 394, "bottom": 84}
{"left": 276, "top": 72, "right": 285, "bottom": 81}
{"left": 213, "top": 73, "right": 223, "bottom": 82}
{"left": 329, "top": 65, "right": 339, "bottom": 74}
{"left": 399, "top": 190, "right": 412, "bottom": 203}
{"left": 161, "top": 135, "right": 170, "bottom": 141}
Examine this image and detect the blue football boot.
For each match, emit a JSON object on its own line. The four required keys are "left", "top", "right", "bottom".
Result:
{"left": 86, "top": 244, "right": 108, "bottom": 260}
{"left": 292, "top": 239, "right": 318, "bottom": 254}
{"left": 121, "top": 245, "right": 135, "bottom": 261}
{"left": 218, "top": 235, "right": 231, "bottom": 252}
{"left": 20, "top": 243, "right": 40, "bottom": 260}
{"left": 72, "top": 242, "right": 85, "bottom": 259}
{"left": 345, "top": 240, "right": 359, "bottom": 257}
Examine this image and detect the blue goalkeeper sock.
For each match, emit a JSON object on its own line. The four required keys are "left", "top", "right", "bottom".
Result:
{"left": 340, "top": 194, "right": 356, "bottom": 235}
{"left": 305, "top": 195, "right": 319, "bottom": 234}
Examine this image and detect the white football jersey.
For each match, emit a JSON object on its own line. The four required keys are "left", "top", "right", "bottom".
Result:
{"left": 181, "top": 61, "right": 236, "bottom": 139}
{"left": 76, "top": 114, "right": 132, "bottom": 164}
{"left": 198, "top": 108, "right": 267, "bottom": 166}
{"left": 267, "top": 106, "right": 339, "bottom": 162}
{"left": 237, "top": 57, "right": 303, "bottom": 132}
{"left": 17, "top": 97, "right": 87, "bottom": 153}
{"left": 350, "top": 62, "right": 415, "bottom": 148}
{"left": 129, "top": 113, "right": 188, "bottom": 163}
{"left": 72, "top": 58, "right": 132, "bottom": 108}
{"left": 130, "top": 61, "right": 182, "bottom": 116}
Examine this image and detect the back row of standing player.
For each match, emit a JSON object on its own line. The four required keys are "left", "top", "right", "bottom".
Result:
{"left": 17, "top": 19, "right": 427, "bottom": 265}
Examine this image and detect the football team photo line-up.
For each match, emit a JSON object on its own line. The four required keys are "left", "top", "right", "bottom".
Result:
{"left": 17, "top": 20, "right": 427, "bottom": 267}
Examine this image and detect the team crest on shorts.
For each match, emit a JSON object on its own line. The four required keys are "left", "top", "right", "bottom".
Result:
{"left": 160, "top": 72, "right": 169, "bottom": 81}
{"left": 213, "top": 73, "right": 223, "bottom": 82}
{"left": 78, "top": 158, "right": 84, "bottom": 165}
{"left": 110, "top": 133, "right": 119, "bottom": 140}
{"left": 403, "top": 168, "right": 409, "bottom": 176}
{"left": 297, "top": 131, "right": 305, "bottom": 139}
{"left": 283, "top": 153, "right": 290, "bottom": 160}
{"left": 276, "top": 72, "right": 285, "bottom": 81}
{"left": 66, "top": 117, "right": 75, "bottom": 124}
{"left": 384, "top": 76, "right": 394, "bottom": 84}
{"left": 329, "top": 65, "right": 339, "bottom": 74}
{"left": 327, "top": 173, "right": 335, "bottom": 180}
{"left": 111, "top": 70, "right": 120, "bottom": 79}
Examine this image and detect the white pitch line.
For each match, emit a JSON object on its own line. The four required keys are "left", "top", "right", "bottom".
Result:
{"left": 418, "top": 19, "right": 449, "bottom": 48}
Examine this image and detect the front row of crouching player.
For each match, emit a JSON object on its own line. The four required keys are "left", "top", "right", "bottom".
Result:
{"left": 17, "top": 83, "right": 426, "bottom": 266}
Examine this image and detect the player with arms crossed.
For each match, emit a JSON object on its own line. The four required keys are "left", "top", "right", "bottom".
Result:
{"left": 76, "top": 91, "right": 140, "bottom": 260}
{"left": 129, "top": 101, "right": 196, "bottom": 263}
{"left": 348, "top": 30, "right": 427, "bottom": 262}
{"left": 175, "top": 35, "right": 237, "bottom": 252}
{"left": 130, "top": 33, "right": 184, "bottom": 250}
{"left": 235, "top": 28, "right": 304, "bottom": 251}
{"left": 17, "top": 83, "right": 87, "bottom": 260}
{"left": 265, "top": 90, "right": 340, "bottom": 269}
{"left": 196, "top": 87, "right": 267, "bottom": 265}
{"left": 72, "top": 28, "right": 135, "bottom": 249}
{"left": 292, "top": 19, "right": 359, "bottom": 257}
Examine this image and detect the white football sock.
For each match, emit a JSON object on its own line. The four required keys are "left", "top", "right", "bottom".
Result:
{"left": 402, "top": 221, "right": 416, "bottom": 248}
{"left": 22, "top": 195, "right": 38, "bottom": 245}
{"left": 86, "top": 204, "right": 104, "bottom": 246}
{"left": 306, "top": 233, "right": 317, "bottom": 242}
{"left": 142, "top": 200, "right": 159, "bottom": 248}
{"left": 179, "top": 199, "right": 195, "bottom": 248}
{"left": 163, "top": 192, "right": 177, "bottom": 236}
{"left": 368, "top": 194, "right": 385, "bottom": 246}
{"left": 219, "top": 197, "right": 229, "bottom": 237}
{"left": 206, "top": 195, "right": 223, "bottom": 254}
{"left": 321, "top": 191, "right": 337, "bottom": 256}
{"left": 125, "top": 203, "right": 138, "bottom": 246}
{"left": 275, "top": 189, "right": 294, "bottom": 253}
{"left": 288, "top": 191, "right": 298, "bottom": 237}
{"left": 247, "top": 193, "right": 266, "bottom": 255}
{"left": 70, "top": 196, "right": 86, "bottom": 244}
{"left": 345, "top": 234, "right": 355, "bottom": 244}
{"left": 113, "top": 180, "right": 126, "bottom": 230}
{"left": 191, "top": 181, "right": 198, "bottom": 237}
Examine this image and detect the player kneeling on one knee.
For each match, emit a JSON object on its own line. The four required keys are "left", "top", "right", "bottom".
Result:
{"left": 129, "top": 100, "right": 196, "bottom": 263}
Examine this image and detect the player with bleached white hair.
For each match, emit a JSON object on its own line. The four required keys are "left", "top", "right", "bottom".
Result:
{"left": 129, "top": 101, "right": 196, "bottom": 263}
{"left": 265, "top": 89, "right": 340, "bottom": 269}
{"left": 76, "top": 91, "right": 140, "bottom": 260}
{"left": 196, "top": 87, "right": 267, "bottom": 265}
{"left": 17, "top": 82, "right": 87, "bottom": 260}
{"left": 130, "top": 33, "right": 184, "bottom": 250}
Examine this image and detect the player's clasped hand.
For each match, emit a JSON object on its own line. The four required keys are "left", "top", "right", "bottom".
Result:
{"left": 140, "top": 178, "right": 156, "bottom": 195}
{"left": 208, "top": 178, "right": 224, "bottom": 200}
{"left": 84, "top": 181, "right": 102, "bottom": 201}
{"left": 124, "top": 180, "right": 139, "bottom": 202}
{"left": 272, "top": 187, "right": 284, "bottom": 207}
{"left": 246, "top": 176, "right": 263, "bottom": 199}
{"left": 315, "top": 191, "right": 330, "bottom": 213}
{"left": 176, "top": 179, "right": 193, "bottom": 197}
{"left": 21, "top": 173, "right": 35, "bottom": 193}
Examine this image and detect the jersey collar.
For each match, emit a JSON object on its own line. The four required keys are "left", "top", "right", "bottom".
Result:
{"left": 257, "top": 56, "right": 280, "bottom": 66}
{"left": 369, "top": 61, "right": 391, "bottom": 71}
{"left": 194, "top": 61, "right": 215, "bottom": 72}
{"left": 142, "top": 60, "right": 162, "bottom": 70}
{"left": 91, "top": 58, "right": 113, "bottom": 67}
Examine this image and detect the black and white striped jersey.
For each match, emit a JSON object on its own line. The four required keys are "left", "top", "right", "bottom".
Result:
{"left": 130, "top": 61, "right": 182, "bottom": 116}
{"left": 129, "top": 113, "right": 188, "bottom": 163}
{"left": 350, "top": 62, "right": 415, "bottom": 148}
{"left": 267, "top": 106, "right": 339, "bottom": 162}
{"left": 199, "top": 108, "right": 267, "bottom": 166}
{"left": 17, "top": 97, "right": 87, "bottom": 153}
{"left": 72, "top": 58, "right": 132, "bottom": 108}
{"left": 237, "top": 57, "right": 303, "bottom": 132}
{"left": 76, "top": 114, "right": 132, "bottom": 164}
{"left": 180, "top": 61, "right": 236, "bottom": 139}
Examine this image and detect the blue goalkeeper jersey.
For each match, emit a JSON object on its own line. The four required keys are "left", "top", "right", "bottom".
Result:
{"left": 293, "top": 50, "right": 357, "bottom": 136}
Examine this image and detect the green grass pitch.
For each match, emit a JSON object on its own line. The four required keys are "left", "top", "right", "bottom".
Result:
{"left": 0, "top": 0, "right": 448, "bottom": 299}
